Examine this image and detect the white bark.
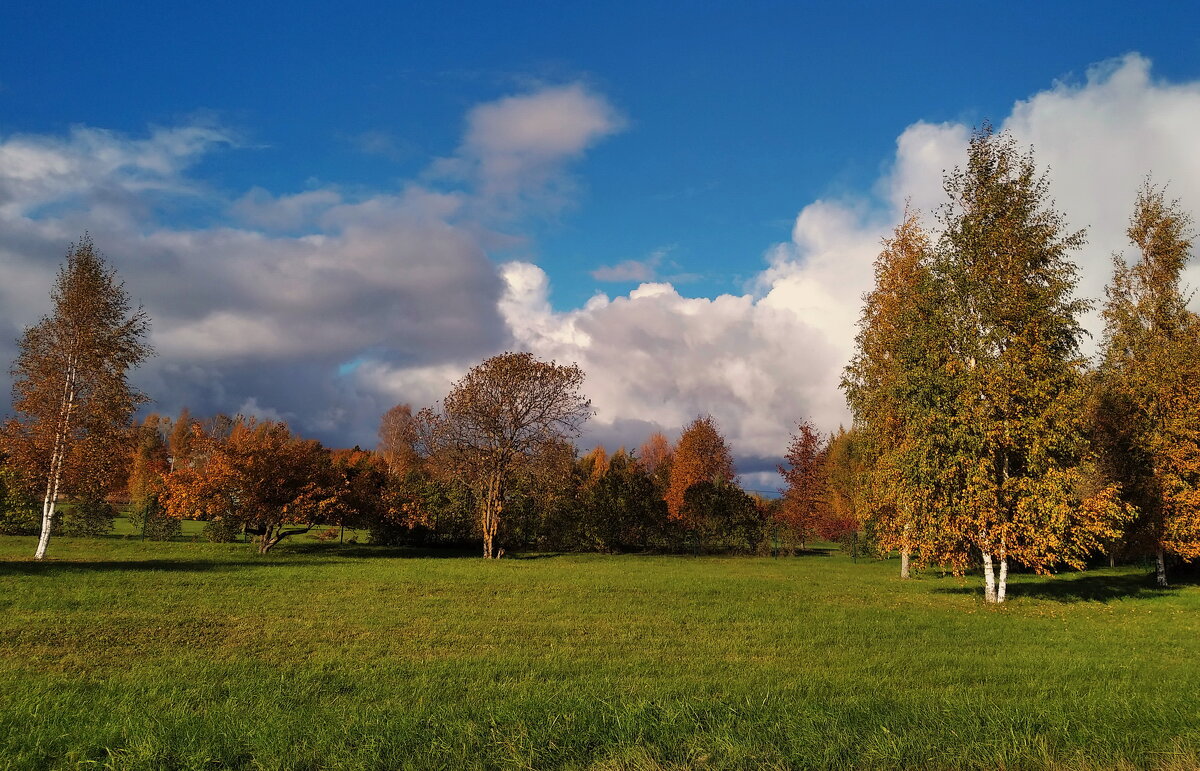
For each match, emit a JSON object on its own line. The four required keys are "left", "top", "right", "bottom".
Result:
{"left": 982, "top": 552, "right": 996, "bottom": 603}
{"left": 996, "top": 555, "right": 1008, "bottom": 603}
{"left": 900, "top": 548, "right": 911, "bottom": 579}
{"left": 1155, "top": 548, "right": 1168, "bottom": 587}
{"left": 34, "top": 359, "right": 77, "bottom": 560}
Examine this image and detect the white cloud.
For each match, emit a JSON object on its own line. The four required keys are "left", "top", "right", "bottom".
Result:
{"left": 495, "top": 54, "right": 1200, "bottom": 474}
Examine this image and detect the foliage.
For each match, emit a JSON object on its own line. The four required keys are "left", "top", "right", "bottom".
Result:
{"left": 682, "top": 480, "right": 766, "bottom": 554}
{"left": 161, "top": 417, "right": 345, "bottom": 553}
{"left": 420, "top": 352, "right": 591, "bottom": 558}
{"left": 1095, "top": 183, "right": 1200, "bottom": 582}
{"left": 377, "top": 403, "right": 420, "bottom": 478}
{"left": 664, "top": 415, "right": 735, "bottom": 523}
{"left": 1, "top": 235, "right": 151, "bottom": 558}
{"left": 58, "top": 497, "right": 117, "bottom": 537}
{"left": 842, "top": 209, "right": 939, "bottom": 570}
{"left": 777, "top": 419, "right": 829, "bottom": 546}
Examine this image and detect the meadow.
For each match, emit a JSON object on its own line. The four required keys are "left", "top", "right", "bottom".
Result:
{"left": 1, "top": 535, "right": 1198, "bottom": 770}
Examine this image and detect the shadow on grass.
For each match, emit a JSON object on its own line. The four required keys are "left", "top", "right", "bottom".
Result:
{"left": 934, "top": 571, "right": 1194, "bottom": 602}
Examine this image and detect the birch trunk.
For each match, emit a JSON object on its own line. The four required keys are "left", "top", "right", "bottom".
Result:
{"left": 1155, "top": 548, "right": 1168, "bottom": 587}
{"left": 900, "top": 548, "right": 911, "bottom": 579}
{"left": 982, "top": 552, "right": 996, "bottom": 603}
{"left": 996, "top": 553, "right": 1008, "bottom": 604}
{"left": 34, "top": 359, "right": 77, "bottom": 560}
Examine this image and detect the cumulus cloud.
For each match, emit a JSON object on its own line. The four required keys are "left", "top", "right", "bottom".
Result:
{"left": 490, "top": 54, "right": 1200, "bottom": 489}
{"left": 433, "top": 82, "right": 626, "bottom": 216}
{"left": 590, "top": 246, "right": 676, "bottom": 283}
{"left": 2, "top": 55, "right": 1200, "bottom": 491}
{"left": 0, "top": 83, "right": 622, "bottom": 446}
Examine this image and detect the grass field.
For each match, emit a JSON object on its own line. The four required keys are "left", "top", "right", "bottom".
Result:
{"left": 1, "top": 537, "right": 1198, "bottom": 770}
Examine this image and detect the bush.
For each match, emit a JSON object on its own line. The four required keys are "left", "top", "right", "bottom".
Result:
{"left": 202, "top": 519, "right": 241, "bottom": 543}
{"left": 60, "top": 499, "right": 116, "bottom": 537}
{"left": 0, "top": 505, "right": 39, "bottom": 535}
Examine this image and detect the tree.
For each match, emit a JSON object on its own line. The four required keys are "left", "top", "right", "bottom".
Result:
{"left": 776, "top": 419, "right": 829, "bottom": 549}
{"left": 842, "top": 209, "right": 935, "bottom": 577}
{"left": 921, "top": 127, "right": 1124, "bottom": 602}
{"left": 1, "top": 236, "right": 151, "bottom": 559}
{"left": 637, "top": 432, "right": 674, "bottom": 493}
{"left": 377, "top": 403, "right": 421, "bottom": 478}
{"left": 127, "top": 414, "right": 179, "bottom": 540}
{"left": 664, "top": 415, "right": 735, "bottom": 524}
{"left": 1096, "top": 183, "right": 1200, "bottom": 585}
{"left": 421, "top": 352, "right": 591, "bottom": 558}
{"left": 162, "top": 418, "right": 343, "bottom": 553}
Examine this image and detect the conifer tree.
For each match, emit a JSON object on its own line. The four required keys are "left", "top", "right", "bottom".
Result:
{"left": 1097, "top": 183, "right": 1200, "bottom": 585}
{"left": 2, "top": 236, "right": 151, "bottom": 559}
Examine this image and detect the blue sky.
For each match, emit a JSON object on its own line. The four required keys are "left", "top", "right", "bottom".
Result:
{"left": 2, "top": 2, "right": 1200, "bottom": 484}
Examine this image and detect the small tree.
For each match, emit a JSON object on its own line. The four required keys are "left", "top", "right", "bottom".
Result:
{"left": 422, "top": 352, "right": 591, "bottom": 559}
{"left": 1, "top": 236, "right": 151, "bottom": 559}
{"left": 162, "top": 418, "right": 343, "bottom": 554}
{"left": 377, "top": 403, "right": 421, "bottom": 478}
{"left": 777, "top": 419, "right": 830, "bottom": 550}
{"left": 664, "top": 416, "right": 735, "bottom": 523}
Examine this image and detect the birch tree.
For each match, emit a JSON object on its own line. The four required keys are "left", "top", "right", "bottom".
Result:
{"left": 2, "top": 236, "right": 150, "bottom": 559}
{"left": 929, "top": 128, "right": 1124, "bottom": 602}
{"left": 1096, "top": 183, "right": 1200, "bottom": 585}
{"left": 421, "top": 352, "right": 591, "bottom": 559}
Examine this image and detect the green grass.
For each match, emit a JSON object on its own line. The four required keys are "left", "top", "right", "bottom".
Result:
{"left": 1, "top": 538, "right": 1198, "bottom": 770}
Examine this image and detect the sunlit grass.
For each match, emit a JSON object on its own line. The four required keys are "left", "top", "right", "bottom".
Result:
{"left": 1, "top": 537, "right": 1198, "bottom": 769}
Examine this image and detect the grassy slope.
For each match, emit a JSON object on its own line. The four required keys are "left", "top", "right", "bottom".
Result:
{"left": 0, "top": 537, "right": 1197, "bottom": 770}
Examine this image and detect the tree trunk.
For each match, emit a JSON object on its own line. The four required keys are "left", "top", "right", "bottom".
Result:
{"left": 481, "top": 473, "right": 503, "bottom": 559}
{"left": 899, "top": 523, "right": 911, "bottom": 578}
{"left": 996, "top": 552, "right": 1008, "bottom": 604}
{"left": 982, "top": 551, "right": 996, "bottom": 603}
{"left": 35, "top": 360, "right": 77, "bottom": 560}
{"left": 1155, "top": 547, "right": 1168, "bottom": 587}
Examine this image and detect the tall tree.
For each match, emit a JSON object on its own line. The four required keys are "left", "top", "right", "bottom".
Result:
{"left": 1097, "top": 183, "right": 1200, "bottom": 585}
{"left": 665, "top": 415, "right": 735, "bottom": 523}
{"left": 421, "top": 352, "right": 591, "bottom": 558}
{"left": 2, "top": 236, "right": 151, "bottom": 559}
{"left": 924, "top": 127, "right": 1123, "bottom": 602}
{"left": 842, "top": 209, "right": 935, "bottom": 577}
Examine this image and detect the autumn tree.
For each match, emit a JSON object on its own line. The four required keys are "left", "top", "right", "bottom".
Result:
{"left": 1096, "top": 183, "right": 1200, "bottom": 585}
{"left": 377, "top": 403, "right": 421, "bottom": 478}
{"left": 920, "top": 127, "right": 1124, "bottom": 602}
{"left": 776, "top": 419, "right": 829, "bottom": 549}
{"left": 842, "top": 209, "right": 935, "bottom": 577}
{"left": 823, "top": 427, "right": 867, "bottom": 543}
{"left": 1, "top": 236, "right": 151, "bottom": 559}
{"left": 421, "top": 352, "right": 591, "bottom": 558}
{"left": 162, "top": 418, "right": 344, "bottom": 553}
{"left": 637, "top": 432, "right": 674, "bottom": 493}
{"left": 127, "top": 413, "right": 179, "bottom": 540}
{"left": 664, "top": 415, "right": 735, "bottom": 524}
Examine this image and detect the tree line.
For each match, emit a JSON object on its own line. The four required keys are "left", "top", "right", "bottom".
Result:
{"left": 1, "top": 126, "right": 1197, "bottom": 605}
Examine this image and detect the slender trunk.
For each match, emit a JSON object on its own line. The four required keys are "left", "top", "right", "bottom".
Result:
{"left": 900, "top": 549, "right": 911, "bottom": 579}
{"left": 982, "top": 551, "right": 996, "bottom": 603}
{"left": 35, "top": 359, "right": 77, "bottom": 560}
{"left": 1155, "top": 548, "right": 1168, "bottom": 587}
{"left": 996, "top": 553, "right": 1008, "bottom": 604}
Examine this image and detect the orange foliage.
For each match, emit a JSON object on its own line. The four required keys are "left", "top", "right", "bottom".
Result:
{"left": 664, "top": 416, "right": 735, "bottom": 522}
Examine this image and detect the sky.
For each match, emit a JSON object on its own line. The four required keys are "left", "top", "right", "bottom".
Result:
{"left": 2, "top": 2, "right": 1200, "bottom": 490}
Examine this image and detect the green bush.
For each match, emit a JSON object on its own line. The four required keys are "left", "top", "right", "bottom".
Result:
{"left": 202, "top": 519, "right": 241, "bottom": 543}
{"left": 60, "top": 499, "right": 116, "bottom": 537}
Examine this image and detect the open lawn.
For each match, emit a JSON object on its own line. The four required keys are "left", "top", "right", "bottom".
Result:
{"left": 1, "top": 537, "right": 1198, "bottom": 770}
